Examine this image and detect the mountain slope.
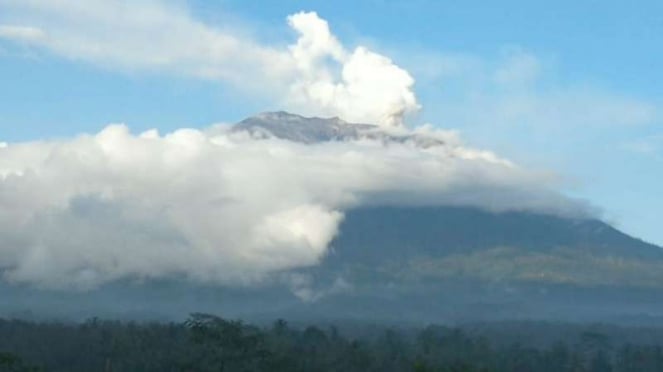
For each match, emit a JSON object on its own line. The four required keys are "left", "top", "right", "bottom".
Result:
{"left": 2, "top": 112, "right": 662, "bottom": 324}
{"left": 276, "top": 206, "right": 663, "bottom": 324}
{"left": 231, "top": 112, "right": 663, "bottom": 321}
{"left": 313, "top": 206, "right": 663, "bottom": 289}
{"left": 329, "top": 206, "right": 663, "bottom": 263}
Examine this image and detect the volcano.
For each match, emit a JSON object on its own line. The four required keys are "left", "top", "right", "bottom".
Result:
{"left": 2, "top": 112, "right": 662, "bottom": 324}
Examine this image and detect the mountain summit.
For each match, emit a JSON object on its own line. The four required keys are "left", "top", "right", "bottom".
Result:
{"left": 232, "top": 111, "right": 375, "bottom": 143}
{"left": 232, "top": 111, "right": 446, "bottom": 147}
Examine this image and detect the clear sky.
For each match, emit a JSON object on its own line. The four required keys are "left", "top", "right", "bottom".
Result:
{"left": 0, "top": 0, "right": 661, "bottom": 245}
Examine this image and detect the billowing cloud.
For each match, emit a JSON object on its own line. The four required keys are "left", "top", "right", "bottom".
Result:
{"left": 0, "top": 1, "right": 418, "bottom": 126}
{"left": 286, "top": 12, "right": 419, "bottom": 126}
{"left": 0, "top": 121, "right": 587, "bottom": 290}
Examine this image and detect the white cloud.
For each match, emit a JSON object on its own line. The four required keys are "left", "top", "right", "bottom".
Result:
{"left": 493, "top": 48, "right": 541, "bottom": 87}
{"left": 0, "top": 0, "right": 290, "bottom": 85}
{"left": 0, "top": 123, "right": 586, "bottom": 290}
{"left": 397, "top": 47, "right": 657, "bottom": 132}
{"left": 622, "top": 134, "right": 663, "bottom": 159}
{"left": 0, "top": 1, "right": 419, "bottom": 126}
{"left": 479, "top": 90, "right": 657, "bottom": 130}
{"left": 0, "top": 25, "right": 45, "bottom": 42}
{"left": 286, "top": 12, "right": 419, "bottom": 126}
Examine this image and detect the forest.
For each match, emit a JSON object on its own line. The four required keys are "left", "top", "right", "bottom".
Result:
{"left": 2, "top": 314, "right": 663, "bottom": 371}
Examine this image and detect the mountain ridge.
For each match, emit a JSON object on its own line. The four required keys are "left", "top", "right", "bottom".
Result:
{"left": 232, "top": 111, "right": 447, "bottom": 147}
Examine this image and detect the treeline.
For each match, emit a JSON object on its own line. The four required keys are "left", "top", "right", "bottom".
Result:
{"left": 1, "top": 315, "right": 663, "bottom": 371}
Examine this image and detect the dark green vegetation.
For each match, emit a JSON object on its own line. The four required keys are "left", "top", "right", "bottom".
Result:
{"left": 296, "top": 206, "right": 663, "bottom": 323}
{"left": 2, "top": 316, "right": 663, "bottom": 371}
{"left": 3, "top": 206, "right": 663, "bottom": 323}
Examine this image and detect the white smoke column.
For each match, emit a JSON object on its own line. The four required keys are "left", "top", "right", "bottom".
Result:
{"left": 0, "top": 123, "right": 581, "bottom": 290}
{"left": 287, "top": 12, "right": 420, "bottom": 126}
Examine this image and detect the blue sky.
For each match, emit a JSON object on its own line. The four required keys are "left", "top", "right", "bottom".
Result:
{"left": 0, "top": 0, "right": 661, "bottom": 245}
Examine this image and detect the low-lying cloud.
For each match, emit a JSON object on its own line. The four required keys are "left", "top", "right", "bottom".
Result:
{"left": 0, "top": 123, "right": 587, "bottom": 290}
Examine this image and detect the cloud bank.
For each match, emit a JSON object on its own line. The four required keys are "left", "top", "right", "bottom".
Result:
{"left": 0, "top": 0, "right": 419, "bottom": 126}
{"left": 0, "top": 1, "right": 593, "bottom": 291}
{"left": 0, "top": 123, "right": 586, "bottom": 290}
